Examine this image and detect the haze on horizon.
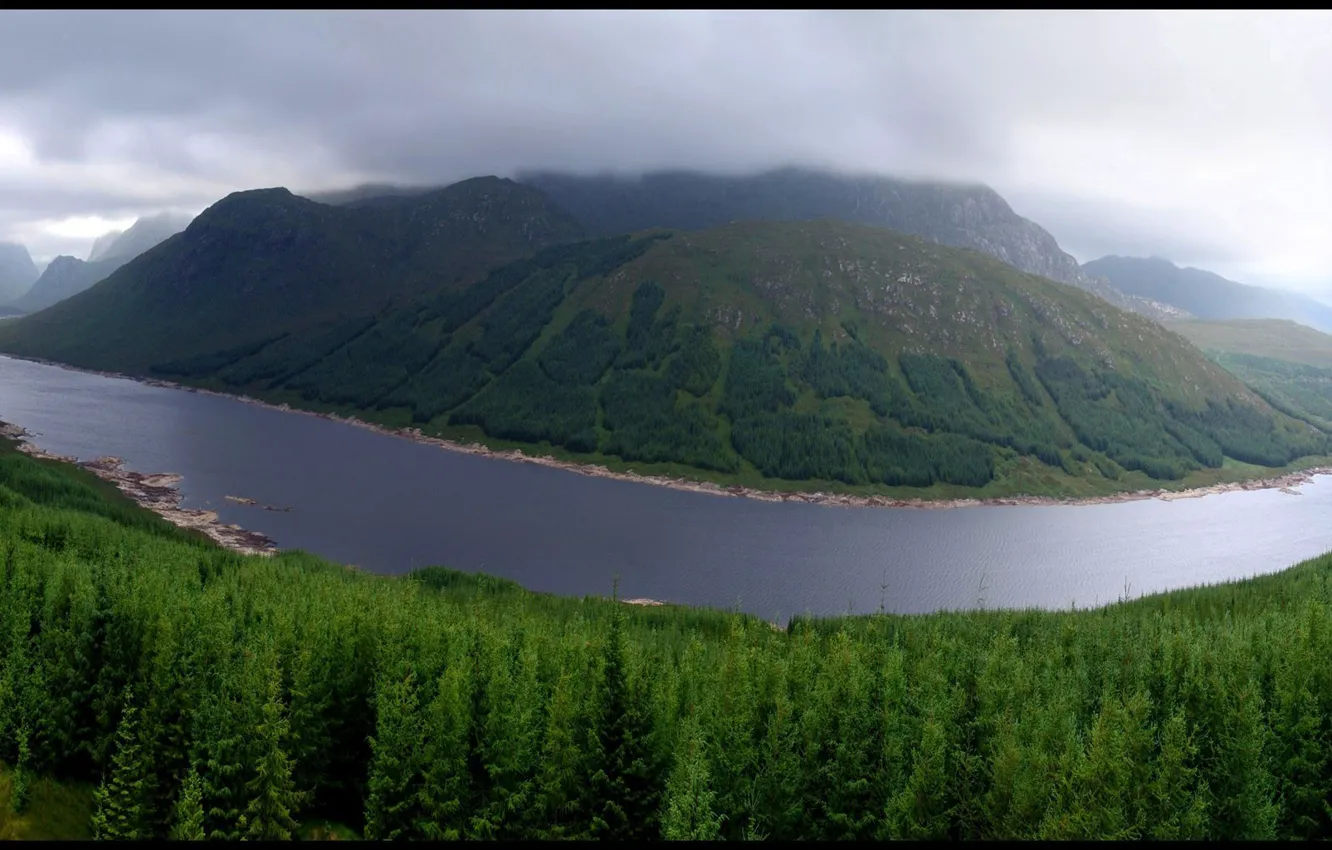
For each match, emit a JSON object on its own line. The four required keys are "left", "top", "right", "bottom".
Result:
{"left": 1, "top": 10, "right": 1330, "bottom": 298}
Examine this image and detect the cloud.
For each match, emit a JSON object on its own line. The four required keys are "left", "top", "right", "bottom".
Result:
{"left": 0, "top": 10, "right": 1330, "bottom": 290}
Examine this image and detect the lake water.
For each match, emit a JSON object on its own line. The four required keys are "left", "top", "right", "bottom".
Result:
{"left": 2, "top": 354, "right": 1329, "bottom": 621}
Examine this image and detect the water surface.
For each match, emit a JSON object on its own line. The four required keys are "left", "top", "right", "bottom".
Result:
{"left": 3, "top": 355, "right": 1328, "bottom": 621}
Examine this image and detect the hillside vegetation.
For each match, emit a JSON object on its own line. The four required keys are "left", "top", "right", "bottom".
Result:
{"left": 1168, "top": 319, "right": 1332, "bottom": 432}
{"left": 0, "top": 177, "right": 585, "bottom": 372}
{"left": 7, "top": 422, "right": 1332, "bottom": 840}
{"left": 1170, "top": 318, "right": 1332, "bottom": 369}
{"left": 56, "top": 219, "right": 1328, "bottom": 496}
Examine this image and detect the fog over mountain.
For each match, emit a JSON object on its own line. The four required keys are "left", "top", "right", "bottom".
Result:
{"left": 1, "top": 11, "right": 1332, "bottom": 299}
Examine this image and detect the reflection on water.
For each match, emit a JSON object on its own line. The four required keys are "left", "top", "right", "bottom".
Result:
{"left": 2, "top": 354, "right": 1329, "bottom": 621}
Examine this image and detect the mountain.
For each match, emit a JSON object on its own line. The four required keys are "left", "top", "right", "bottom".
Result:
{"left": 9, "top": 214, "right": 193, "bottom": 314}
{"left": 91, "top": 212, "right": 193, "bottom": 265}
{"left": 1083, "top": 255, "right": 1332, "bottom": 332}
{"left": 517, "top": 168, "right": 1187, "bottom": 324}
{"left": 14, "top": 218, "right": 1318, "bottom": 498}
{"left": 0, "top": 242, "right": 39, "bottom": 304}
{"left": 0, "top": 176, "right": 586, "bottom": 371}
{"left": 10, "top": 255, "right": 125, "bottom": 314}
{"left": 87, "top": 229, "right": 124, "bottom": 262}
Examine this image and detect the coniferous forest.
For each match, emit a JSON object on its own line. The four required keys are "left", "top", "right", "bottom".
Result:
{"left": 5, "top": 430, "right": 1332, "bottom": 840}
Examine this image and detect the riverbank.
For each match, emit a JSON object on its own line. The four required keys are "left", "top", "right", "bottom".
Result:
{"left": 4, "top": 353, "right": 1331, "bottom": 511}
{"left": 1, "top": 421, "right": 276, "bottom": 556}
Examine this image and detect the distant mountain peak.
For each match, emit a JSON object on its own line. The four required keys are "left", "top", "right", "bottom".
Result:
{"left": 88, "top": 230, "right": 125, "bottom": 262}
{"left": 1083, "top": 254, "right": 1332, "bottom": 333}
{"left": 0, "top": 242, "right": 39, "bottom": 304}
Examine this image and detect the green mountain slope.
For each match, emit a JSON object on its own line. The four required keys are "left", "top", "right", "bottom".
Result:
{"left": 1169, "top": 318, "right": 1332, "bottom": 369}
{"left": 1166, "top": 319, "right": 1332, "bottom": 432}
{"left": 0, "top": 177, "right": 585, "bottom": 372}
{"left": 74, "top": 219, "right": 1327, "bottom": 498}
{"left": 1085, "top": 256, "right": 1332, "bottom": 333}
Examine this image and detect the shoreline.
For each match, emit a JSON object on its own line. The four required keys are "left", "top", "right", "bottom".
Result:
{"left": 2, "top": 422, "right": 278, "bottom": 557}
{"left": 4, "top": 352, "right": 1331, "bottom": 511}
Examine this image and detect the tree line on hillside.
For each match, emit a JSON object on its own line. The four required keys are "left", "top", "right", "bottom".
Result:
{"left": 6, "top": 442, "right": 1332, "bottom": 839}
{"left": 151, "top": 251, "right": 1327, "bottom": 489}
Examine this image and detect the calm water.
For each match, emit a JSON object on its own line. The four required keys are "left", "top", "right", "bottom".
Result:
{"left": 2, "top": 354, "right": 1329, "bottom": 621}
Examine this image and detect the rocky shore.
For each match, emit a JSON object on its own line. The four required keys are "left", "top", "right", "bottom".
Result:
{"left": 3, "top": 422, "right": 277, "bottom": 556}
{"left": 5, "top": 353, "right": 1332, "bottom": 512}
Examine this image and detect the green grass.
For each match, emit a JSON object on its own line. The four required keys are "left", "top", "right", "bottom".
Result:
{"left": 0, "top": 762, "right": 95, "bottom": 841}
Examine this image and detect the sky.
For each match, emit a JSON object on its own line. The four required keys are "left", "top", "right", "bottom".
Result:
{"left": 1, "top": 10, "right": 1331, "bottom": 295}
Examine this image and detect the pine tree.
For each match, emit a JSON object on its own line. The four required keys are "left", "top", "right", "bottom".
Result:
{"left": 240, "top": 664, "right": 303, "bottom": 840}
{"left": 286, "top": 643, "right": 332, "bottom": 803}
{"left": 532, "top": 666, "right": 590, "bottom": 839}
{"left": 416, "top": 654, "right": 474, "bottom": 841}
{"left": 196, "top": 661, "right": 251, "bottom": 840}
{"left": 1212, "top": 677, "right": 1278, "bottom": 839}
{"left": 661, "top": 714, "right": 723, "bottom": 840}
{"left": 170, "top": 767, "right": 207, "bottom": 841}
{"left": 887, "top": 715, "right": 954, "bottom": 839}
{"left": 471, "top": 627, "right": 541, "bottom": 840}
{"left": 91, "top": 697, "right": 154, "bottom": 840}
{"left": 364, "top": 664, "right": 425, "bottom": 840}
{"left": 1146, "top": 710, "right": 1208, "bottom": 840}
{"left": 586, "top": 609, "right": 665, "bottom": 841}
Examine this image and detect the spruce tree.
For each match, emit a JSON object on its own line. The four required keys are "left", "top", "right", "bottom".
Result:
{"left": 416, "top": 654, "right": 474, "bottom": 841}
{"left": 532, "top": 667, "right": 590, "bottom": 839}
{"left": 661, "top": 714, "right": 723, "bottom": 840}
{"left": 887, "top": 715, "right": 954, "bottom": 839}
{"left": 586, "top": 609, "right": 664, "bottom": 841}
{"left": 91, "top": 697, "right": 153, "bottom": 840}
{"left": 170, "top": 767, "right": 207, "bottom": 841}
{"left": 1146, "top": 710, "right": 1208, "bottom": 839}
{"left": 364, "top": 665, "right": 425, "bottom": 840}
{"left": 240, "top": 664, "right": 303, "bottom": 840}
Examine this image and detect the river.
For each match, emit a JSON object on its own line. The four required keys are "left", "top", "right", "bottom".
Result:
{"left": 2, "top": 354, "right": 1329, "bottom": 621}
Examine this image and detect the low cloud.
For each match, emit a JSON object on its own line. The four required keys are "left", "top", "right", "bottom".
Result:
{"left": 0, "top": 11, "right": 1329, "bottom": 291}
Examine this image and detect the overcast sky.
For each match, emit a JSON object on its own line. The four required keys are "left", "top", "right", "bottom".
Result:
{"left": 1, "top": 10, "right": 1331, "bottom": 294}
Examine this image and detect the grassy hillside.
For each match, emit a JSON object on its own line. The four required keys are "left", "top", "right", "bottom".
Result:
{"left": 1167, "top": 319, "right": 1332, "bottom": 432}
{"left": 8, "top": 419, "right": 1332, "bottom": 839}
{"left": 0, "top": 177, "right": 585, "bottom": 372}
{"left": 1170, "top": 318, "right": 1332, "bottom": 369}
{"left": 1086, "top": 256, "right": 1332, "bottom": 333}
{"left": 85, "top": 219, "right": 1328, "bottom": 498}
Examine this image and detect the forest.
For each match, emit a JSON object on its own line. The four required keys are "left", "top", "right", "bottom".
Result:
{"left": 6, "top": 429, "right": 1332, "bottom": 840}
